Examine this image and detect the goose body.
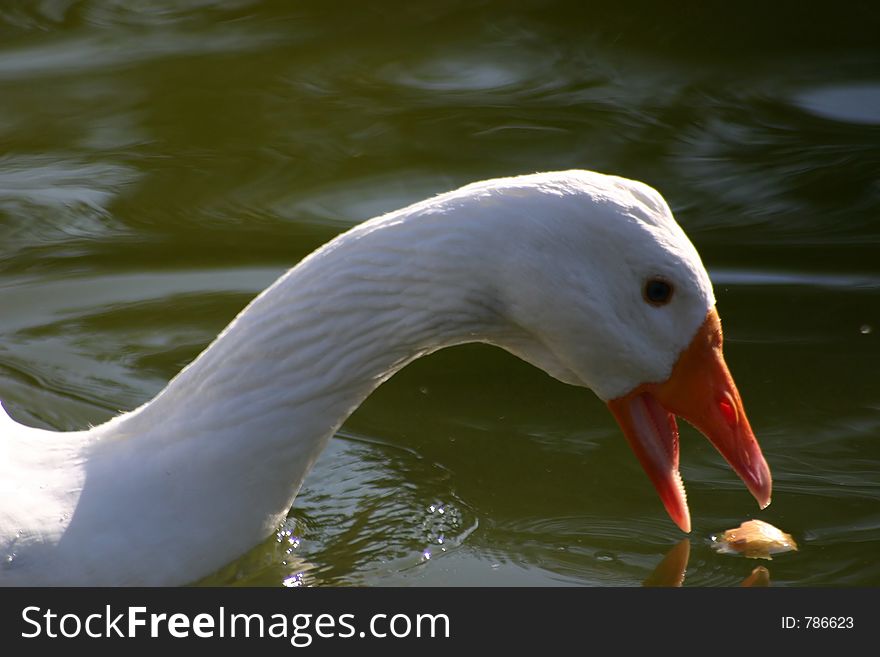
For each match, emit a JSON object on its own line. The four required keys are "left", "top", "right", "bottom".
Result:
{"left": 0, "top": 170, "right": 771, "bottom": 586}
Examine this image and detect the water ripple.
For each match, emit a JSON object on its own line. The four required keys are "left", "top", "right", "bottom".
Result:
{"left": 795, "top": 83, "right": 880, "bottom": 126}
{"left": 711, "top": 268, "right": 880, "bottom": 290}
{"left": 0, "top": 26, "right": 284, "bottom": 81}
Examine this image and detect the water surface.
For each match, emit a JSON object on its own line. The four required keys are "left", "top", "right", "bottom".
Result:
{"left": 1, "top": 1, "right": 879, "bottom": 586}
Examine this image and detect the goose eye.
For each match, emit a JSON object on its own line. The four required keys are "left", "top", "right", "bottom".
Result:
{"left": 644, "top": 278, "right": 673, "bottom": 306}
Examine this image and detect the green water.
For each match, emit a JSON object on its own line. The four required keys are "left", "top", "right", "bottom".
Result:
{"left": 1, "top": 1, "right": 878, "bottom": 586}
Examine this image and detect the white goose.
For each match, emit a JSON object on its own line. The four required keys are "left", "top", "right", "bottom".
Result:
{"left": 0, "top": 170, "right": 771, "bottom": 586}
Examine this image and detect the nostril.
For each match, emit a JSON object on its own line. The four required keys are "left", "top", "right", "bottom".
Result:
{"left": 718, "top": 394, "right": 737, "bottom": 427}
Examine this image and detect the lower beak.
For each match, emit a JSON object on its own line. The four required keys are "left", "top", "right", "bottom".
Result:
{"left": 607, "top": 307, "right": 772, "bottom": 532}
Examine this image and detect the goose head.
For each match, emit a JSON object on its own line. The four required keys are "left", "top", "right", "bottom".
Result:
{"left": 481, "top": 171, "right": 771, "bottom": 531}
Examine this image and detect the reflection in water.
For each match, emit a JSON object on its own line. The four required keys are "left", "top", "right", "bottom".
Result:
{"left": 644, "top": 540, "right": 773, "bottom": 587}
{"left": 643, "top": 539, "right": 690, "bottom": 587}
{"left": 741, "top": 566, "right": 770, "bottom": 588}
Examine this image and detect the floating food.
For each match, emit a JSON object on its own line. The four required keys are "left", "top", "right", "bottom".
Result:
{"left": 711, "top": 519, "right": 798, "bottom": 560}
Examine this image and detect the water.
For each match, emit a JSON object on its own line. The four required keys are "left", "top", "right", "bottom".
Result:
{"left": 1, "top": 1, "right": 878, "bottom": 586}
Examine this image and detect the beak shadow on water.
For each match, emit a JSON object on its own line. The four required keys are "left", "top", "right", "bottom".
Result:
{"left": 642, "top": 539, "right": 771, "bottom": 587}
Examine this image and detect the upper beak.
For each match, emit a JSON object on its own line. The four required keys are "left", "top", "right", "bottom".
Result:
{"left": 607, "top": 307, "right": 772, "bottom": 532}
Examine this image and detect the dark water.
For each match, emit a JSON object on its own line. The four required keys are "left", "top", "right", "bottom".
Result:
{"left": 1, "top": 1, "right": 879, "bottom": 586}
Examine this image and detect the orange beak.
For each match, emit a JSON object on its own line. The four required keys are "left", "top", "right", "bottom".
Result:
{"left": 607, "top": 307, "right": 772, "bottom": 532}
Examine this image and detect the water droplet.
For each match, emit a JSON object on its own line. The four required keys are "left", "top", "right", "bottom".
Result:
{"left": 276, "top": 528, "right": 296, "bottom": 543}
{"left": 4, "top": 553, "right": 15, "bottom": 567}
{"left": 860, "top": 324, "right": 872, "bottom": 335}
{"left": 596, "top": 551, "right": 616, "bottom": 562}
{"left": 428, "top": 504, "right": 436, "bottom": 513}
{"left": 422, "top": 549, "right": 432, "bottom": 560}
{"left": 282, "top": 572, "right": 305, "bottom": 587}
{"left": 419, "top": 386, "right": 429, "bottom": 395}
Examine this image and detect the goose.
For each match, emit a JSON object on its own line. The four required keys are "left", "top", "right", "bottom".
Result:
{"left": 0, "top": 170, "right": 771, "bottom": 586}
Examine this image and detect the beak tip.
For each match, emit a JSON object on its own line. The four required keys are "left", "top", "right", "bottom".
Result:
{"left": 749, "top": 463, "right": 773, "bottom": 510}
{"left": 672, "top": 511, "right": 692, "bottom": 534}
